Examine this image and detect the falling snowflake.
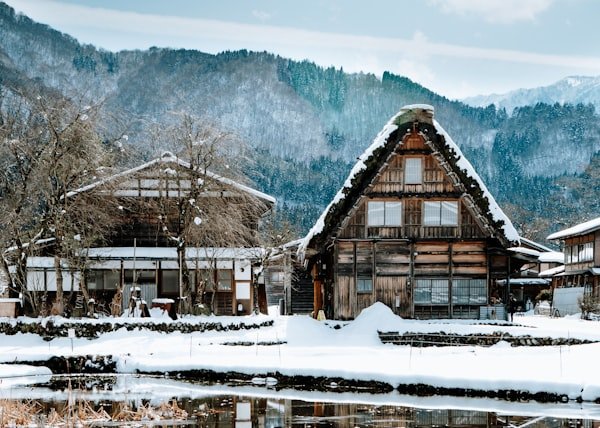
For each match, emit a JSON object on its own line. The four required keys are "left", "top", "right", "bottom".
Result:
{"left": 194, "top": 217, "right": 202, "bottom": 226}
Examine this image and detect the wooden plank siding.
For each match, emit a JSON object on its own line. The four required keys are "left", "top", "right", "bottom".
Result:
{"left": 564, "top": 234, "right": 596, "bottom": 272}
{"left": 319, "top": 129, "right": 512, "bottom": 320}
{"left": 338, "top": 198, "right": 485, "bottom": 241}
{"left": 333, "top": 239, "right": 489, "bottom": 319}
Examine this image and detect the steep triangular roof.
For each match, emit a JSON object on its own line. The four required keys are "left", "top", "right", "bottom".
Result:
{"left": 301, "top": 104, "right": 519, "bottom": 256}
{"left": 67, "top": 151, "right": 276, "bottom": 205}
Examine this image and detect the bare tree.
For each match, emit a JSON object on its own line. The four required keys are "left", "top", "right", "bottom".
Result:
{"left": 150, "top": 114, "right": 272, "bottom": 314}
{"left": 0, "top": 89, "right": 118, "bottom": 315}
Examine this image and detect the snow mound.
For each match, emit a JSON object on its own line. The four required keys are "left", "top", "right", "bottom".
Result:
{"left": 286, "top": 316, "right": 334, "bottom": 347}
{"left": 342, "top": 302, "right": 404, "bottom": 346}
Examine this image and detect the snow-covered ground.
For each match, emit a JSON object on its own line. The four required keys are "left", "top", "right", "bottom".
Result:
{"left": 2, "top": 303, "right": 600, "bottom": 402}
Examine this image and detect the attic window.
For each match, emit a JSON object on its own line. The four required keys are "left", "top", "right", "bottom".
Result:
{"left": 404, "top": 158, "right": 422, "bottom": 184}
{"left": 423, "top": 201, "right": 458, "bottom": 226}
{"left": 367, "top": 201, "right": 402, "bottom": 226}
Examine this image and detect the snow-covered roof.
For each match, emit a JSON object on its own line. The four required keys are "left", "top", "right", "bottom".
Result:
{"left": 519, "top": 236, "right": 554, "bottom": 253}
{"left": 67, "top": 151, "right": 276, "bottom": 205}
{"left": 539, "top": 265, "right": 565, "bottom": 277}
{"left": 496, "top": 277, "right": 550, "bottom": 286}
{"left": 539, "top": 251, "right": 564, "bottom": 264}
{"left": 84, "top": 246, "right": 265, "bottom": 260}
{"left": 300, "top": 105, "right": 519, "bottom": 257}
{"left": 508, "top": 247, "right": 541, "bottom": 258}
{"left": 432, "top": 120, "right": 519, "bottom": 244}
{"left": 547, "top": 216, "right": 600, "bottom": 240}
{"left": 24, "top": 248, "right": 264, "bottom": 269}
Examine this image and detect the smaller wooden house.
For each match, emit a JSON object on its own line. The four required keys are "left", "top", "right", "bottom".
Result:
{"left": 500, "top": 238, "right": 561, "bottom": 309}
{"left": 547, "top": 216, "right": 600, "bottom": 296}
{"left": 300, "top": 105, "right": 528, "bottom": 320}
{"left": 23, "top": 152, "right": 275, "bottom": 316}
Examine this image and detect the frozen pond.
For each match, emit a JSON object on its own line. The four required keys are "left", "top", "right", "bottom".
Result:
{"left": 2, "top": 374, "right": 600, "bottom": 426}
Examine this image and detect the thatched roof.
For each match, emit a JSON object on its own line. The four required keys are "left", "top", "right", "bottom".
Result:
{"left": 300, "top": 104, "right": 519, "bottom": 257}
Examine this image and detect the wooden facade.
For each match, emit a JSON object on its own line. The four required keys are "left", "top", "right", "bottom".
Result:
{"left": 25, "top": 152, "right": 275, "bottom": 316}
{"left": 304, "top": 105, "right": 523, "bottom": 320}
{"left": 548, "top": 218, "right": 600, "bottom": 297}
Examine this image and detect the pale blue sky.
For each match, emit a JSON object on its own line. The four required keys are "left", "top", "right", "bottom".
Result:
{"left": 6, "top": 0, "right": 600, "bottom": 99}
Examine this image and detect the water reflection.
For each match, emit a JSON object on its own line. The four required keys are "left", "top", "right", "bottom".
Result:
{"left": 1, "top": 375, "right": 600, "bottom": 427}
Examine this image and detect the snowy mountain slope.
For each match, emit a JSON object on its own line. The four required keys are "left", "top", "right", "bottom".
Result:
{"left": 463, "top": 76, "right": 600, "bottom": 114}
{"left": 0, "top": 2, "right": 598, "bottom": 241}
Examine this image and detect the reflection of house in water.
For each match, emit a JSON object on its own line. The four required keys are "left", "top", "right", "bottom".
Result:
{"left": 7, "top": 391, "right": 599, "bottom": 427}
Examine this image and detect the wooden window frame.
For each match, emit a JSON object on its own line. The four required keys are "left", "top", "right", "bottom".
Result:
{"left": 356, "top": 277, "right": 373, "bottom": 294}
{"left": 404, "top": 157, "right": 423, "bottom": 185}
{"left": 367, "top": 200, "right": 402, "bottom": 227}
{"left": 423, "top": 200, "right": 459, "bottom": 226}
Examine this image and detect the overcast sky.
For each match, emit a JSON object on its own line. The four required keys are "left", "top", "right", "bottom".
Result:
{"left": 6, "top": 0, "right": 600, "bottom": 100}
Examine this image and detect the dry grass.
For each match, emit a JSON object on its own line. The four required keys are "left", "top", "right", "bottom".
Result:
{"left": 0, "top": 398, "right": 189, "bottom": 427}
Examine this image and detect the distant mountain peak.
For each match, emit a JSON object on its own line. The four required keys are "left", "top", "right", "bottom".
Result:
{"left": 463, "top": 75, "right": 600, "bottom": 113}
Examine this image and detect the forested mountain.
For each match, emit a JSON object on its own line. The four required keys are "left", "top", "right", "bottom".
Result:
{"left": 1, "top": 2, "right": 598, "bottom": 243}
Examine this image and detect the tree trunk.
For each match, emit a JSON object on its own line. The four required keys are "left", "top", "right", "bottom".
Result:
{"left": 178, "top": 245, "right": 192, "bottom": 315}
{"left": 53, "top": 254, "right": 64, "bottom": 315}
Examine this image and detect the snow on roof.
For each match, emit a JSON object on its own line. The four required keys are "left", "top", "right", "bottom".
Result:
{"left": 508, "top": 247, "right": 541, "bottom": 258}
{"left": 84, "top": 246, "right": 265, "bottom": 260}
{"left": 519, "top": 236, "right": 554, "bottom": 253}
{"left": 299, "top": 118, "right": 399, "bottom": 255}
{"left": 299, "top": 104, "right": 519, "bottom": 257}
{"left": 400, "top": 104, "right": 435, "bottom": 114}
{"left": 539, "top": 251, "right": 564, "bottom": 264}
{"left": 432, "top": 120, "right": 519, "bottom": 244}
{"left": 66, "top": 151, "right": 275, "bottom": 204}
{"left": 547, "top": 216, "right": 600, "bottom": 240}
{"left": 539, "top": 264, "right": 565, "bottom": 277}
{"left": 496, "top": 277, "right": 550, "bottom": 286}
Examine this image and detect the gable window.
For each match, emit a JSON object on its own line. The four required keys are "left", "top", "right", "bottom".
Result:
{"left": 367, "top": 201, "right": 402, "bottom": 226}
{"left": 404, "top": 158, "right": 422, "bottom": 184}
{"left": 423, "top": 201, "right": 458, "bottom": 226}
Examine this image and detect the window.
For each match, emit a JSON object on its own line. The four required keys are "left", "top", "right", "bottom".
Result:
{"left": 192, "top": 270, "right": 215, "bottom": 291}
{"left": 414, "top": 278, "right": 449, "bottom": 304}
{"left": 452, "top": 279, "right": 487, "bottom": 305}
{"left": 405, "top": 158, "right": 422, "bottom": 184}
{"left": 88, "top": 271, "right": 119, "bottom": 290}
{"left": 367, "top": 201, "right": 402, "bottom": 226}
{"left": 270, "top": 271, "right": 285, "bottom": 283}
{"left": 423, "top": 201, "right": 458, "bottom": 226}
{"left": 357, "top": 277, "right": 373, "bottom": 293}
{"left": 161, "top": 270, "right": 179, "bottom": 294}
{"left": 567, "top": 242, "right": 594, "bottom": 263}
{"left": 218, "top": 270, "right": 233, "bottom": 291}
{"left": 415, "top": 278, "right": 486, "bottom": 305}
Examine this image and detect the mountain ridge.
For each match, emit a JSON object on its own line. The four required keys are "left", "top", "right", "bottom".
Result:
{"left": 463, "top": 75, "right": 600, "bottom": 114}
{"left": 0, "top": 1, "right": 598, "bottom": 242}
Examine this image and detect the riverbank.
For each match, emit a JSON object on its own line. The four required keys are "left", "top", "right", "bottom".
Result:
{"left": 3, "top": 303, "right": 600, "bottom": 403}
